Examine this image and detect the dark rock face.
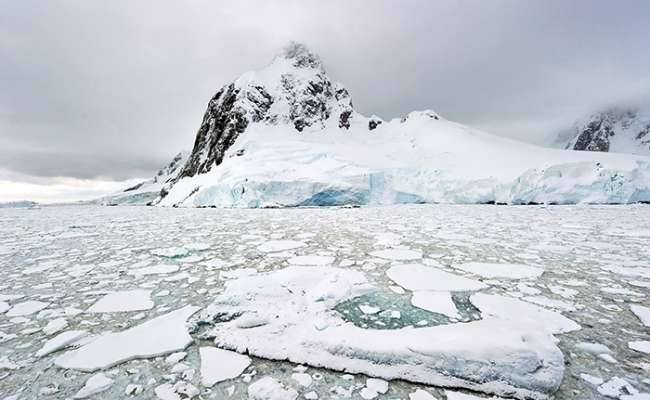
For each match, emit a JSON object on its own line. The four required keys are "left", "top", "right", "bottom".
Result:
{"left": 568, "top": 108, "right": 650, "bottom": 153}
{"left": 170, "top": 42, "right": 355, "bottom": 189}
{"left": 572, "top": 118, "right": 612, "bottom": 152}
{"left": 176, "top": 84, "right": 252, "bottom": 180}
{"left": 368, "top": 118, "right": 382, "bottom": 131}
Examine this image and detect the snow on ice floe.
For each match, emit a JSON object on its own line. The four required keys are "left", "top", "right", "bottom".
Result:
{"left": 387, "top": 264, "right": 487, "bottom": 291}
{"left": 55, "top": 305, "right": 199, "bottom": 371}
{"left": 248, "top": 376, "right": 298, "bottom": 400}
{"left": 369, "top": 249, "right": 422, "bottom": 261}
{"left": 258, "top": 240, "right": 306, "bottom": 252}
{"left": 86, "top": 289, "right": 153, "bottom": 313}
{"left": 470, "top": 293, "right": 580, "bottom": 334}
{"left": 36, "top": 330, "right": 88, "bottom": 357}
{"left": 73, "top": 372, "right": 113, "bottom": 399}
{"left": 127, "top": 264, "right": 179, "bottom": 276}
{"left": 629, "top": 341, "right": 650, "bottom": 355}
{"left": 201, "top": 266, "right": 567, "bottom": 399}
{"left": 288, "top": 255, "right": 335, "bottom": 266}
{"left": 6, "top": 300, "right": 49, "bottom": 317}
{"left": 199, "top": 347, "right": 251, "bottom": 386}
{"left": 410, "top": 291, "right": 460, "bottom": 319}
{"left": 630, "top": 304, "right": 650, "bottom": 327}
{"left": 454, "top": 262, "right": 544, "bottom": 279}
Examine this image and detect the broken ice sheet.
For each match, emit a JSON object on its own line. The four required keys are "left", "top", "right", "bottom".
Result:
{"left": 201, "top": 266, "right": 568, "bottom": 399}
{"left": 55, "top": 305, "right": 199, "bottom": 371}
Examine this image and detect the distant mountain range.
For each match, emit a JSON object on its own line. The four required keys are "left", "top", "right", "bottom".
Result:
{"left": 552, "top": 107, "right": 650, "bottom": 155}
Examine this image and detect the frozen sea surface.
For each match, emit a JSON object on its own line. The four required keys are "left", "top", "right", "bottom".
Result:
{"left": 0, "top": 205, "right": 649, "bottom": 399}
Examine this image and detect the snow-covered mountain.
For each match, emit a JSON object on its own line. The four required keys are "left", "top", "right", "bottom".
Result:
{"left": 553, "top": 107, "right": 650, "bottom": 155}
{"left": 92, "top": 151, "right": 188, "bottom": 206}
{"left": 154, "top": 43, "right": 650, "bottom": 207}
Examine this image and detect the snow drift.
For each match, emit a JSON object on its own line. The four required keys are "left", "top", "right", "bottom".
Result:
{"left": 153, "top": 42, "right": 650, "bottom": 207}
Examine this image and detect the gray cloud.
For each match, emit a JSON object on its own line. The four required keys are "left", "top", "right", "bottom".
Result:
{"left": 1, "top": 0, "right": 649, "bottom": 181}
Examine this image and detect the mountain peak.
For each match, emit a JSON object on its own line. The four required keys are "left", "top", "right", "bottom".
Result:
{"left": 555, "top": 105, "right": 650, "bottom": 155}
{"left": 280, "top": 41, "right": 321, "bottom": 69}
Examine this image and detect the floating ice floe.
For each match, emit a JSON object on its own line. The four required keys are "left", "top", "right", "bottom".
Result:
{"left": 151, "top": 246, "right": 190, "bottom": 258}
{"left": 454, "top": 262, "right": 544, "bottom": 279}
{"left": 42, "top": 317, "right": 68, "bottom": 335}
{"left": 201, "top": 267, "right": 569, "bottom": 399}
{"left": 288, "top": 255, "right": 335, "bottom": 266}
{"left": 410, "top": 291, "right": 460, "bottom": 319}
{"left": 258, "top": 240, "right": 306, "bottom": 253}
{"left": 36, "top": 330, "right": 88, "bottom": 357}
{"left": 387, "top": 264, "right": 487, "bottom": 291}
{"left": 630, "top": 304, "right": 650, "bottom": 327}
{"left": 86, "top": 289, "right": 154, "bottom": 313}
{"left": 199, "top": 347, "right": 250, "bottom": 386}
{"left": 629, "top": 341, "right": 650, "bottom": 355}
{"left": 73, "top": 373, "right": 113, "bottom": 399}
{"left": 369, "top": 249, "right": 422, "bottom": 261}
{"left": 127, "top": 264, "right": 179, "bottom": 276}
{"left": 248, "top": 377, "right": 298, "bottom": 400}
{"left": 470, "top": 293, "right": 580, "bottom": 334}
{"left": 55, "top": 305, "right": 199, "bottom": 371}
{"left": 6, "top": 300, "right": 49, "bottom": 317}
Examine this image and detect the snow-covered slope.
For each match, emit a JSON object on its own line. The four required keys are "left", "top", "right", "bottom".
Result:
{"left": 155, "top": 43, "right": 650, "bottom": 207}
{"left": 553, "top": 107, "right": 650, "bottom": 155}
{"left": 93, "top": 152, "right": 188, "bottom": 206}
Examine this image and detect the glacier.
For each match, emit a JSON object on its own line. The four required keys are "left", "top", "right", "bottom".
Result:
{"left": 147, "top": 43, "right": 650, "bottom": 207}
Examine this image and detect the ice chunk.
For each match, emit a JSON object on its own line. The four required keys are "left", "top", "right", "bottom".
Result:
{"left": 411, "top": 291, "right": 460, "bottom": 319}
{"left": 629, "top": 341, "right": 650, "bottom": 355}
{"left": 199, "top": 347, "right": 250, "bottom": 386}
{"left": 257, "top": 240, "right": 305, "bottom": 252}
{"left": 454, "top": 262, "right": 544, "bottom": 279}
{"left": 360, "top": 378, "right": 389, "bottom": 399}
{"left": 287, "top": 255, "right": 335, "bottom": 266}
{"left": 409, "top": 389, "right": 436, "bottom": 400}
{"left": 55, "top": 305, "right": 199, "bottom": 371}
{"left": 36, "top": 330, "right": 88, "bottom": 357}
{"left": 42, "top": 317, "right": 68, "bottom": 335}
{"left": 204, "top": 267, "right": 567, "bottom": 400}
{"left": 471, "top": 293, "right": 580, "bottom": 334}
{"left": 387, "top": 264, "right": 487, "bottom": 291}
{"left": 369, "top": 249, "right": 422, "bottom": 260}
{"left": 631, "top": 304, "right": 650, "bottom": 327}
{"left": 248, "top": 377, "right": 298, "bottom": 400}
{"left": 87, "top": 290, "right": 154, "bottom": 313}
{"left": 6, "top": 300, "right": 49, "bottom": 317}
{"left": 127, "top": 264, "right": 179, "bottom": 276}
{"left": 597, "top": 377, "right": 638, "bottom": 398}
{"left": 73, "top": 373, "right": 113, "bottom": 399}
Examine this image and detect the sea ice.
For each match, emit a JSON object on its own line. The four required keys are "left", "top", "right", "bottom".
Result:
{"left": 199, "top": 347, "right": 251, "bottom": 386}
{"left": 287, "top": 255, "right": 335, "bottom": 266}
{"left": 127, "top": 264, "right": 179, "bottom": 276}
{"left": 387, "top": 264, "right": 487, "bottom": 291}
{"left": 257, "top": 240, "right": 305, "bottom": 252}
{"left": 410, "top": 291, "right": 460, "bottom": 319}
{"left": 454, "top": 262, "right": 544, "bottom": 279}
{"left": 203, "top": 267, "right": 567, "bottom": 400}
{"left": 55, "top": 305, "right": 199, "bottom": 371}
{"left": 36, "top": 330, "right": 88, "bottom": 357}
{"left": 629, "top": 341, "right": 650, "bottom": 355}
{"left": 630, "top": 304, "right": 650, "bottom": 327}
{"left": 248, "top": 377, "right": 298, "bottom": 400}
{"left": 86, "top": 290, "right": 154, "bottom": 313}
{"left": 470, "top": 293, "right": 580, "bottom": 334}
{"left": 42, "top": 317, "right": 68, "bottom": 335}
{"left": 73, "top": 373, "right": 113, "bottom": 399}
{"left": 6, "top": 300, "right": 49, "bottom": 317}
{"left": 369, "top": 249, "right": 422, "bottom": 260}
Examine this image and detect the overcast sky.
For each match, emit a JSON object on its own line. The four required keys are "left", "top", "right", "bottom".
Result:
{"left": 1, "top": 0, "right": 649, "bottom": 202}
